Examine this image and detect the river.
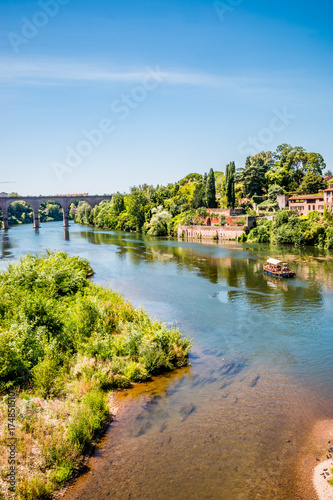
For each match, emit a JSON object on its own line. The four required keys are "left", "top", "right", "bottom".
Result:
{"left": 1, "top": 222, "right": 333, "bottom": 499}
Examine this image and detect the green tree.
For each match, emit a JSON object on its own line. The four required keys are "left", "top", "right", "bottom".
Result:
{"left": 118, "top": 187, "right": 148, "bottom": 232}
{"left": 237, "top": 152, "right": 273, "bottom": 197}
{"left": 145, "top": 206, "right": 172, "bottom": 236}
{"left": 225, "top": 162, "right": 235, "bottom": 208}
{"left": 267, "top": 185, "right": 285, "bottom": 203}
{"left": 299, "top": 172, "right": 326, "bottom": 194}
{"left": 266, "top": 144, "right": 326, "bottom": 191}
{"left": 205, "top": 169, "right": 216, "bottom": 208}
{"left": 191, "top": 180, "right": 207, "bottom": 209}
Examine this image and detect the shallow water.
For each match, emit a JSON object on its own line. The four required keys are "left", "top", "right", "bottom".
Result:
{"left": 2, "top": 222, "right": 333, "bottom": 499}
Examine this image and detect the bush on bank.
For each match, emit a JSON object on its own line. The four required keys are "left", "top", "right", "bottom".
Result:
{"left": 245, "top": 210, "right": 333, "bottom": 248}
{"left": 0, "top": 252, "right": 192, "bottom": 499}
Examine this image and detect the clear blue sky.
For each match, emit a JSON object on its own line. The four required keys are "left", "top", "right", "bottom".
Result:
{"left": 0, "top": 0, "right": 332, "bottom": 195}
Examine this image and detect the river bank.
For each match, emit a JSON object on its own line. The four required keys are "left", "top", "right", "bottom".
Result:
{"left": 0, "top": 251, "right": 191, "bottom": 499}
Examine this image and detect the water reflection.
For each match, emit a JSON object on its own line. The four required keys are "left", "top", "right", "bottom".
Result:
{"left": 77, "top": 229, "right": 327, "bottom": 312}
{"left": 0, "top": 231, "right": 12, "bottom": 259}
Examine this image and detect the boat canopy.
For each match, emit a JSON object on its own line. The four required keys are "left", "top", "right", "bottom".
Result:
{"left": 266, "top": 258, "right": 282, "bottom": 265}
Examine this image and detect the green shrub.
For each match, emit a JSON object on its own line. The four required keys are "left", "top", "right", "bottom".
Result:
{"left": 69, "top": 389, "right": 108, "bottom": 451}
{"left": 32, "top": 354, "right": 63, "bottom": 398}
{"left": 52, "top": 464, "right": 73, "bottom": 485}
{"left": 0, "top": 330, "right": 30, "bottom": 390}
{"left": 16, "top": 474, "right": 54, "bottom": 499}
{"left": 124, "top": 361, "right": 149, "bottom": 382}
{"left": 247, "top": 219, "right": 272, "bottom": 243}
{"left": 139, "top": 344, "right": 172, "bottom": 374}
{"left": 238, "top": 233, "right": 247, "bottom": 242}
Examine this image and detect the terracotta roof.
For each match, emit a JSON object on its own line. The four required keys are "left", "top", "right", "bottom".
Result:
{"left": 289, "top": 195, "right": 324, "bottom": 200}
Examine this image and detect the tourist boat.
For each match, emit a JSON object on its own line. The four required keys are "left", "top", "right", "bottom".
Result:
{"left": 263, "top": 258, "right": 296, "bottom": 278}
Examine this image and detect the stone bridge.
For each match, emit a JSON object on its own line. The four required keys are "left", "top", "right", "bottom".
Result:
{"left": 0, "top": 195, "right": 112, "bottom": 229}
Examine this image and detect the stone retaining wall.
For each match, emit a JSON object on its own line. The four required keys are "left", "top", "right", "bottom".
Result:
{"left": 178, "top": 225, "right": 245, "bottom": 240}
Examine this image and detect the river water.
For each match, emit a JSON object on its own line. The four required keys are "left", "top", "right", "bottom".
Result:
{"left": 1, "top": 222, "right": 333, "bottom": 499}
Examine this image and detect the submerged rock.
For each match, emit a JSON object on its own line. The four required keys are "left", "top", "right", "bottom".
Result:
{"left": 179, "top": 403, "right": 196, "bottom": 422}
{"left": 219, "top": 359, "right": 245, "bottom": 376}
{"left": 249, "top": 375, "right": 261, "bottom": 387}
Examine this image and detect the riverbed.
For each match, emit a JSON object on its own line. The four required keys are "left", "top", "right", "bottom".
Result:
{"left": 1, "top": 222, "right": 333, "bottom": 499}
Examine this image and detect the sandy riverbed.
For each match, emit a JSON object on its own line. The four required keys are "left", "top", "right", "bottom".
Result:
{"left": 313, "top": 458, "right": 333, "bottom": 500}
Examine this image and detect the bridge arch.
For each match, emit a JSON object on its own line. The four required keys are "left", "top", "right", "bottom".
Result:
{"left": 0, "top": 198, "right": 42, "bottom": 229}
{"left": 0, "top": 195, "right": 112, "bottom": 230}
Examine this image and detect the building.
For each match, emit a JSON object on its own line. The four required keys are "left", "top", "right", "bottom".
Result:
{"left": 288, "top": 195, "right": 325, "bottom": 215}
{"left": 283, "top": 183, "right": 333, "bottom": 216}
{"left": 324, "top": 184, "right": 333, "bottom": 211}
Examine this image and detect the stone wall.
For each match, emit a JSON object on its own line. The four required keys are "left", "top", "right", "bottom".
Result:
{"left": 206, "top": 208, "right": 244, "bottom": 216}
{"left": 178, "top": 225, "right": 245, "bottom": 240}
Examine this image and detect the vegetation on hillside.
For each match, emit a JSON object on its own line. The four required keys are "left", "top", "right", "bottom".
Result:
{"left": 244, "top": 209, "right": 333, "bottom": 248}
{"left": 74, "top": 170, "right": 225, "bottom": 237}
{"left": 0, "top": 252, "right": 192, "bottom": 499}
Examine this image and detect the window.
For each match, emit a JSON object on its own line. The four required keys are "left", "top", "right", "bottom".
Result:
{"left": 308, "top": 205, "right": 311, "bottom": 210}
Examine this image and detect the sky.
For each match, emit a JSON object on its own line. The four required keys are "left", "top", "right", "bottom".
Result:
{"left": 0, "top": 0, "right": 332, "bottom": 196}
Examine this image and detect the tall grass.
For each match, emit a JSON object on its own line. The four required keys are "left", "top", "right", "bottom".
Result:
{"left": 0, "top": 252, "right": 192, "bottom": 499}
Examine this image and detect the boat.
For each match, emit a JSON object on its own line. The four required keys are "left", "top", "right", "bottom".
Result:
{"left": 263, "top": 258, "right": 296, "bottom": 278}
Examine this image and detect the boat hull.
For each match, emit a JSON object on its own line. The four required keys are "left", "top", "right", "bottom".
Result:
{"left": 263, "top": 268, "right": 296, "bottom": 279}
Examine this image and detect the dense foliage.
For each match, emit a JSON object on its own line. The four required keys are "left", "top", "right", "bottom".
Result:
{"left": 245, "top": 210, "right": 333, "bottom": 248}
{"left": 0, "top": 252, "right": 192, "bottom": 392}
{"left": 0, "top": 252, "right": 192, "bottom": 498}
{"left": 75, "top": 172, "right": 222, "bottom": 236}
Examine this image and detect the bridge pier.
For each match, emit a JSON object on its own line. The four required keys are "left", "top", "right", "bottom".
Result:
{"left": 63, "top": 207, "right": 69, "bottom": 228}
{"left": 2, "top": 208, "right": 9, "bottom": 230}
{"left": 33, "top": 209, "right": 40, "bottom": 229}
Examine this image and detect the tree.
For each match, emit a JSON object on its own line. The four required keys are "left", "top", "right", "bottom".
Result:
{"left": 299, "top": 172, "right": 327, "bottom": 194}
{"left": 191, "top": 180, "right": 207, "bottom": 209}
{"left": 120, "top": 187, "right": 148, "bottom": 232}
{"left": 225, "top": 162, "right": 235, "bottom": 208}
{"left": 266, "top": 144, "right": 326, "bottom": 191}
{"left": 205, "top": 169, "right": 216, "bottom": 208}
{"left": 237, "top": 152, "right": 273, "bottom": 197}
{"left": 267, "top": 185, "right": 285, "bottom": 204}
{"left": 145, "top": 206, "right": 172, "bottom": 236}
{"left": 94, "top": 193, "right": 125, "bottom": 229}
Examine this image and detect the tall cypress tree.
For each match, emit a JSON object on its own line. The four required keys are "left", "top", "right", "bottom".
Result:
{"left": 225, "top": 161, "right": 235, "bottom": 208}
{"left": 205, "top": 168, "right": 216, "bottom": 208}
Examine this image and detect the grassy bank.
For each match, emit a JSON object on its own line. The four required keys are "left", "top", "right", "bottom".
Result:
{"left": 0, "top": 252, "right": 192, "bottom": 499}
